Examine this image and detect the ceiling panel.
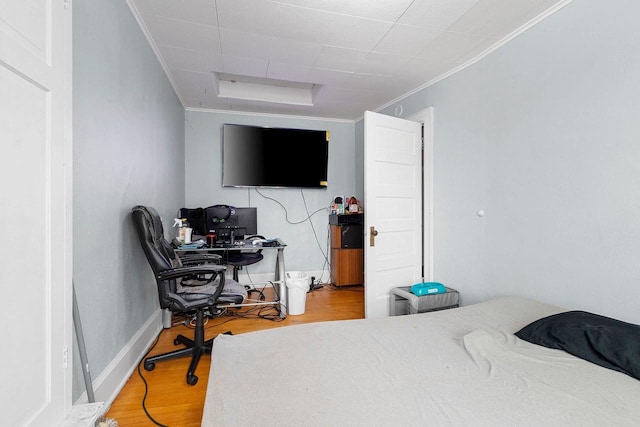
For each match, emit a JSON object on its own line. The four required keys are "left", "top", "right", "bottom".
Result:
{"left": 128, "top": 0, "right": 572, "bottom": 120}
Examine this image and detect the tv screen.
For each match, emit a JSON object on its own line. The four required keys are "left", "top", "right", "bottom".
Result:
{"left": 222, "top": 124, "right": 329, "bottom": 189}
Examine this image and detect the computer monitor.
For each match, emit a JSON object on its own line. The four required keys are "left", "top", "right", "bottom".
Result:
{"left": 216, "top": 207, "right": 257, "bottom": 241}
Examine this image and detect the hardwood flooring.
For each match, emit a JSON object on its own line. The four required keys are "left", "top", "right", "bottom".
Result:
{"left": 105, "top": 284, "right": 364, "bottom": 426}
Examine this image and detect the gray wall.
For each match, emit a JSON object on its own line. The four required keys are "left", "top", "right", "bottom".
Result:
{"left": 376, "top": 0, "right": 640, "bottom": 324}
{"left": 184, "top": 110, "right": 357, "bottom": 282}
{"left": 72, "top": 0, "right": 185, "bottom": 401}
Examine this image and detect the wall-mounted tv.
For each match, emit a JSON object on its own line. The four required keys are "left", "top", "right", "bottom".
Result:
{"left": 222, "top": 123, "right": 329, "bottom": 189}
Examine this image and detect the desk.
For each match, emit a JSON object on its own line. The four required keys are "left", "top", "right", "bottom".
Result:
{"left": 175, "top": 238, "right": 287, "bottom": 318}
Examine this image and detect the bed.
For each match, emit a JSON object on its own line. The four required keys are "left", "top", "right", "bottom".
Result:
{"left": 202, "top": 296, "right": 640, "bottom": 426}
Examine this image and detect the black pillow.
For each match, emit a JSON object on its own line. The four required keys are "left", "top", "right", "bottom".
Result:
{"left": 515, "top": 310, "right": 640, "bottom": 381}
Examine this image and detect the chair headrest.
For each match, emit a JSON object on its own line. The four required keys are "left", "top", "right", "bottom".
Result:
{"left": 132, "top": 205, "right": 163, "bottom": 241}
{"left": 131, "top": 205, "right": 174, "bottom": 273}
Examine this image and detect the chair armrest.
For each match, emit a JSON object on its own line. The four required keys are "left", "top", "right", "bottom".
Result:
{"left": 162, "top": 265, "right": 227, "bottom": 311}
{"left": 156, "top": 264, "right": 225, "bottom": 281}
{"left": 179, "top": 253, "right": 222, "bottom": 265}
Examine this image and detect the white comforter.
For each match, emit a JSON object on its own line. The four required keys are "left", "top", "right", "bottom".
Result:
{"left": 202, "top": 296, "right": 640, "bottom": 426}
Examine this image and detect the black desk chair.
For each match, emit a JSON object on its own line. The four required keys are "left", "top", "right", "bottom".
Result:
{"left": 226, "top": 234, "right": 266, "bottom": 282}
{"left": 131, "top": 205, "right": 246, "bottom": 385}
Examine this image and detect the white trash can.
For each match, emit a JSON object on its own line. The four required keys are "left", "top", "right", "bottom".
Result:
{"left": 285, "top": 271, "right": 310, "bottom": 315}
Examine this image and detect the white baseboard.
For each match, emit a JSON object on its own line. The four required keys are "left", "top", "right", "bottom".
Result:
{"left": 73, "top": 308, "right": 163, "bottom": 410}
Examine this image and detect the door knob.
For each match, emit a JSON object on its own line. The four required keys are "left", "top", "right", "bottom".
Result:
{"left": 369, "top": 226, "right": 378, "bottom": 246}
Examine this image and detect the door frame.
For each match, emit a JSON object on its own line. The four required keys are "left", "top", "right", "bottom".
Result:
{"left": 406, "top": 108, "right": 434, "bottom": 282}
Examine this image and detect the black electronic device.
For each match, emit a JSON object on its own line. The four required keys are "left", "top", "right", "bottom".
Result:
{"left": 338, "top": 224, "right": 363, "bottom": 249}
{"left": 330, "top": 214, "right": 363, "bottom": 249}
{"left": 227, "top": 207, "right": 257, "bottom": 235}
{"left": 222, "top": 123, "right": 329, "bottom": 189}
{"left": 213, "top": 207, "right": 258, "bottom": 242}
{"left": 177, "top": 207, "right": 207, "bottom": 235}
{"left": 329, "top": 213, "right": 363, "bottom": 225}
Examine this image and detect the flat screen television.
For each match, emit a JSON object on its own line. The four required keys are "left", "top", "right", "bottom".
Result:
{"left": 222, "top": 123, "right": 329, "bottom": 189}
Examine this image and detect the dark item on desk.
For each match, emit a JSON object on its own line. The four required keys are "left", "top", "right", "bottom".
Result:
{"left": 206, "top": 231, "right": 217, "bottom": 247}
{"left": 204, "top": 204, "right": 237, "bottom": 243}
{"left": 131, "top": 205, "right": 246, "bottom": 385}
{"left": 205, "top": 204, "right": 234, "bottom": 225}
{"left": 209, "top": 241, "right": 230, "bottom": 248}
{"left": 177, "top": 207, "right": 207, "bottom": 236}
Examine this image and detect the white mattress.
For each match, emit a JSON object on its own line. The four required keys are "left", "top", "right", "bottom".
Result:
{"left": 202, "top": 296, "right": 640, "bottom": 426}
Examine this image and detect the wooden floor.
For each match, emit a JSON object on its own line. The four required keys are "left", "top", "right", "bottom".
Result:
{"left": 105, "top": 284, "right": 364, "bottom": 426}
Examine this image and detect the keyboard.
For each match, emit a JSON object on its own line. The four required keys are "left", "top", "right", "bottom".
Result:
{"left": 209, "top": 241, "right": 247, "bottom": 248}
{"left": 210, "top": 242, "right": 232, "bottom": 248}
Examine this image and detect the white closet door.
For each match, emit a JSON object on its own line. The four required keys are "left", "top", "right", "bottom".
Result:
{"left": 0, "top": 0, "right": 73, "bottom": 425}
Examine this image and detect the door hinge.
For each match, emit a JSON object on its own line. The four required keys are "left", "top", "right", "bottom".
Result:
{"left": 63, "top": 345, "right": 69, "bottom": 368}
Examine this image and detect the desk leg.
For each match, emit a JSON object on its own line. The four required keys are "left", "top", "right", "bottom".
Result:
{"left": 276, "top": 247, "right": 286, "bottom": 318}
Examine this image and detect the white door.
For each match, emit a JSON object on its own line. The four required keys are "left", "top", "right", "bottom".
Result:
{"left": 1, "top": 1, "right": 72, "bottom": 426}
{"left": 364, "top": 111, "right": 423, "bottom": 318}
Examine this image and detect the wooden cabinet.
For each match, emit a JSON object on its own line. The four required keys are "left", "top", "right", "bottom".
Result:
{"left": 330, "top": 224, "right": 364, "bottom": 286}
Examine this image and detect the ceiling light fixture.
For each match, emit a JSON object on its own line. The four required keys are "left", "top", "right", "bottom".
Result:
{"left": 213, "top": 73, "right": 321, "bottom": 106}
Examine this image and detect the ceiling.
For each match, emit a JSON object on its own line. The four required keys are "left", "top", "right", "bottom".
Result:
{"left": 127, "top": 0, "right": 569, "bottom": 121}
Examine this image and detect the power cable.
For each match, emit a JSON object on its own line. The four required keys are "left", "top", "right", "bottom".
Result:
{"left": 253, "top": 188, "right": 326, "bottom": 224}
{"left": 137, "top": 333, "right": 169, "bottom": 427}
{"left": 253, "top": 188, "right": 331, "bottom": 280}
